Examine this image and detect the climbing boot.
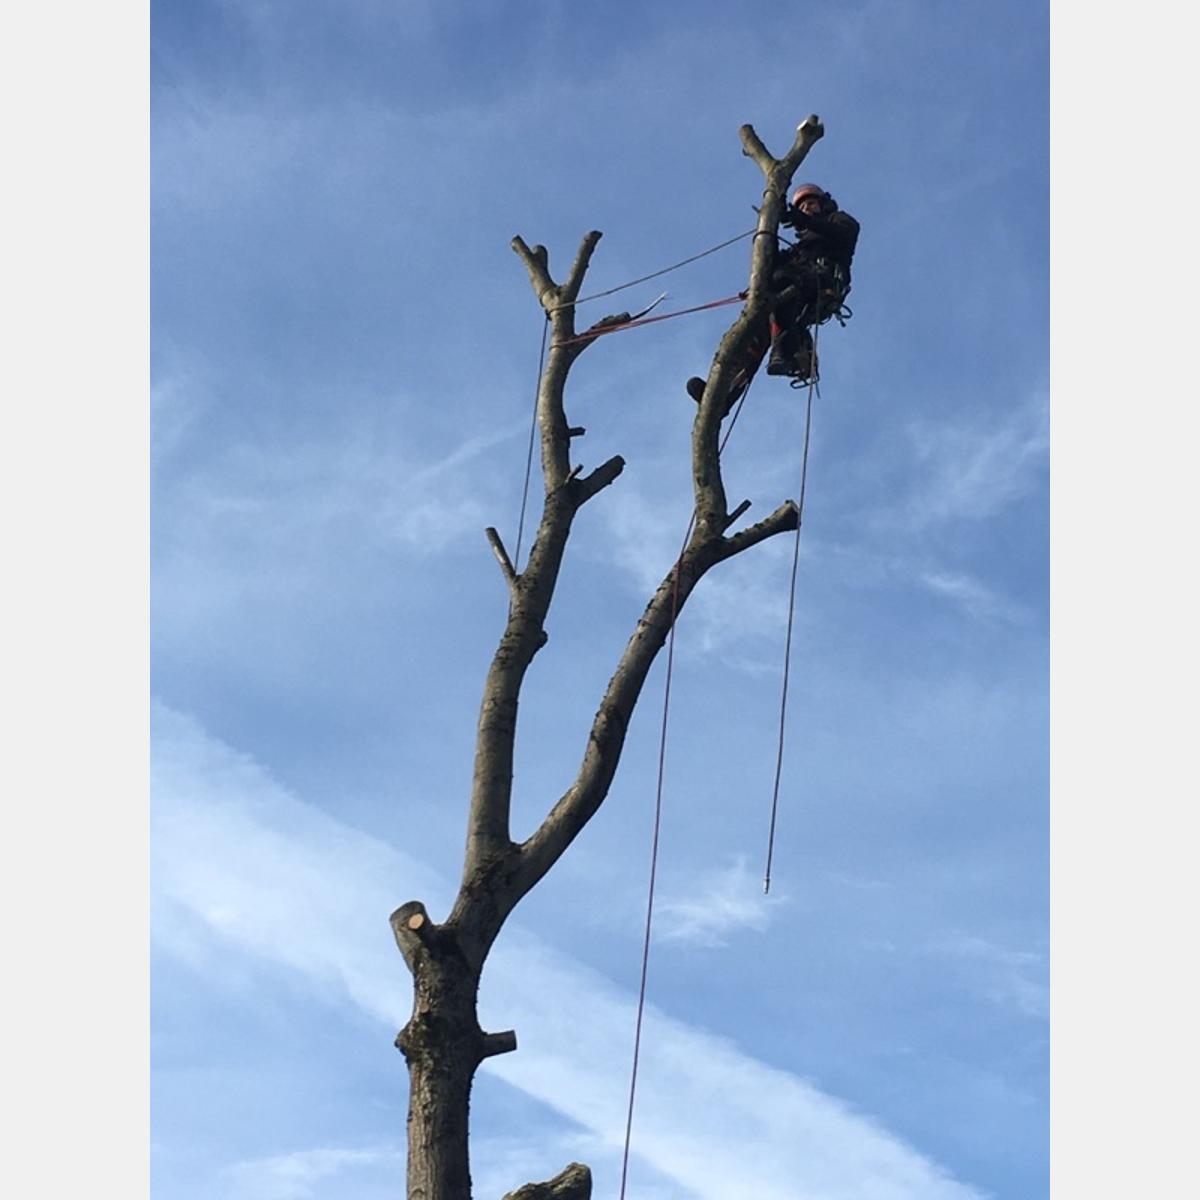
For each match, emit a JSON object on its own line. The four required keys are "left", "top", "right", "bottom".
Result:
{"left": 686, "top": 376, "right": 707, "bottom": 403}
{"left": 766, "top": 333, "right": 796, "bottom": 376}
{"left": 789, "top": 329, "right": 818, "bottom": 383}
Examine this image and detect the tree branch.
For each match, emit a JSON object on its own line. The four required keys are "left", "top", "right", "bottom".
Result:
{"left": 741, "top": 114, "right": 824, "bottom": 178}
{"left": 515, "top": 540, "right": 717, "bottom": 892}
{"left": 484, "top": 526, "right": 518, "bottom": 594}
{"left": 723, "top": 498, "right": 752, "bottom": 529}
{"left": 479, "top": 1029, "right": 518, "bottom": 1059}
{"left": 781, "top": 113, "right": 825, "bottom": 176}
{"left": 718, "top": 499, "right": 799, "bottom": 558}
{"left": 739, "top": 123, "right": 775, "bottom": 173}
{"left": 502, "top": 1163, "right": 592, "bottom": 1200}
{"left": 513, "top": 493, "right": 799, "bottom": 897}
{"left": 511, "top": 117, "right": 828, "bottom": 900}
{"left": 572, "top": 454, "right": 625, "bottom": 505}
{"left": 389, "top": 901, "right": 432, "bottom": 973}
{"left": 691, "top": 118, "right": 824, "bottom": 535}
{"left": 453, "top": 230, "right": 614, "bottom": 909}
{"left": 562, "top": 231, "right": 603, "bottom": 305}
{"left": 511, "top": 236, "right": 555, "bottom": 308}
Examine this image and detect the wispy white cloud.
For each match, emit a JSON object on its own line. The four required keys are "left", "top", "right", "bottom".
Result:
{"left": 825, "top": 870, "right": 892, "bottom": 891}
{"left": 151, "top": 370, "right": 528, "bottom": 655}
{"left": 223, "top": 1145, "right": 402, "bottom": 1200}
{"left": 152, "top": 701, "right": 985, "bottom": 1200}
{"left": 926, "top": 934, "right": 1048, "bottom": 1021}
{"left": 151, "top": 373, "right": 205, "bottom": 462}
{"left": 897, "top": 390, "right": 1048, "bottom": 531}
{"left": 226, "top": 1130, "right": 690, "bottom": 1200}
{"left": 917, "top": 569, "right": 1029, "bottom": 625}
{"left": 155, "top": 389, "right": 520, "bottom": 556}
{"left": 592, "top": 385, "right": 1048, "bottom": 659}
{"left": 208, "top": 0, "right": 441, "bottom": 64}
{"left": 655, "top": 856, "right": 777, "bottom": 947}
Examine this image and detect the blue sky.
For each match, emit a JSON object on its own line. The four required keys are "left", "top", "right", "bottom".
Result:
{"left": 151, "top": 2, "right": 1048, "bottom": 1197}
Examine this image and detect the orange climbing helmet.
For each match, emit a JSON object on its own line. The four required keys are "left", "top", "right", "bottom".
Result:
{"left": 790, "top": 183, "right": 829, "bottom": 207}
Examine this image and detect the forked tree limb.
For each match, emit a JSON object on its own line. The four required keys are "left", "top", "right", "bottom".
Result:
{"left": 393, "top": 119, "right": 828, "bottom": 1200}
{"left": 453, "top": 228, "right": 611, "bottom": 892}
{"left": 453, "top": 121, "right": 822, "bottom": 944}
{"left": 692, "top": 115, "right": 824, "bottom": 534}
{"left": 719, "top": 499, "right": 801, "bottom": 559}
{"left": 512, "top": 120, "right": 820, "bottom": 900}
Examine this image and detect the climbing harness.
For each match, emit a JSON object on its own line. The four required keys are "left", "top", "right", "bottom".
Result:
{"left": 778, "top": 263, "right": 852, "bottom": 388}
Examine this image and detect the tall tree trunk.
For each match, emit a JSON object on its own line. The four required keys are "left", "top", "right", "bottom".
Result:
{"left": 394, "top": 905, "right": 484, "bottom": 1200}
{"left": 403, "top": 1043, "right": 475, "bottom": 1200}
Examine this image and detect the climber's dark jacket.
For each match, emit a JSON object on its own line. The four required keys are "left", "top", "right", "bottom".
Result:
{"left": 764, "top": 207, "right": 858, "bottom": 336}
{"left": 783, "top": 206, "right": 860, "bottom": 273}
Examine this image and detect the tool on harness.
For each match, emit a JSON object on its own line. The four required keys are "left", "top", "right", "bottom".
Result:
{"left": 766, "top": 258, "right": 852, "bottom": 386}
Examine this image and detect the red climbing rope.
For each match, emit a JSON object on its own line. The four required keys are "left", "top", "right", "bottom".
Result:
{"left": 515, "top": 227, "right": 764, "bottom": 566}
{"left": 553, "top": 293, "right": 747, "bottom": 348}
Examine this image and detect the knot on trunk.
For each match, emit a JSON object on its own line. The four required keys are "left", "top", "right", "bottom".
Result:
{"left": 502, "top": 1161, "right": 592, "bottom": 1200}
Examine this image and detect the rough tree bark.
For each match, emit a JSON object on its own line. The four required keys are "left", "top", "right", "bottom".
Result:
{"left": 390, "top": 115, "right": 825, "bottom": 1200}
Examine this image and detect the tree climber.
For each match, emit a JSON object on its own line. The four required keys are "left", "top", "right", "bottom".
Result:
{"left": 767, "top": 182, "right": 860, "bottom": 379}
{"left": 686, "top": 182, "right": 860, "bottom": 406}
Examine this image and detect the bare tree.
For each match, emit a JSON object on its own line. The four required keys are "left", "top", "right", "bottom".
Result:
{"left": 390, "top": 116, "right": 826, "bottom": 1200}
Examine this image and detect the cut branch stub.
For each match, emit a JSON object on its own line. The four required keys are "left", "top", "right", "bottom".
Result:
{"left": 573, "top": 454, "right": 625, "bottom": 506}
{"left": 724, "top": 498, "right": 752, "bottom": 529}
{"left": 511, "top": 236, "right": 556, "bottom": 309}
{"left": 480, "top": 1029, "right": 518, "bottom": 1059}
{"left": 719, "top": 499, "right": 800, "bottom": 559}
{"left": 485, "top": 526, "right": 519, "bottom": 593}
{"left": 784, "top": 113, "right": 825, "bottom": 173}
{"left": 502, "top": 1162, "right": 592, "bottom": 1200}
{"left": 739, "top": 123, "right": 775, "bottom": 172}
{"left": 389, "top": 900, "right": 432, "bottom": 970}
{"left": 562, "top": 230, "right": 603, "bottom": 305}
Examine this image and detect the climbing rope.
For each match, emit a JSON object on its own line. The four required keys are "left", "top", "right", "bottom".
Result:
{"left": 514, "top": 229, "right": 764, "bottom": 568}
{"left": 512, "top": 229, "right": 828, "bottom": 1186}
{"left": 617, "top": 377, "right": 756, "bottom": 1200}
{"left": 617, "top": 506, "right": 692, "bottom": 1200}
{"left": 552, "top": 292, "right": 747, "bottom": 349}
{"left": 513, "top": 316, "right": 550, "bottom": 573}
{"left": 552, "top": 228, "right": 756, "bottom": 311}
{"left": 763, "top": 323, "right": 820, "bottom": 894}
